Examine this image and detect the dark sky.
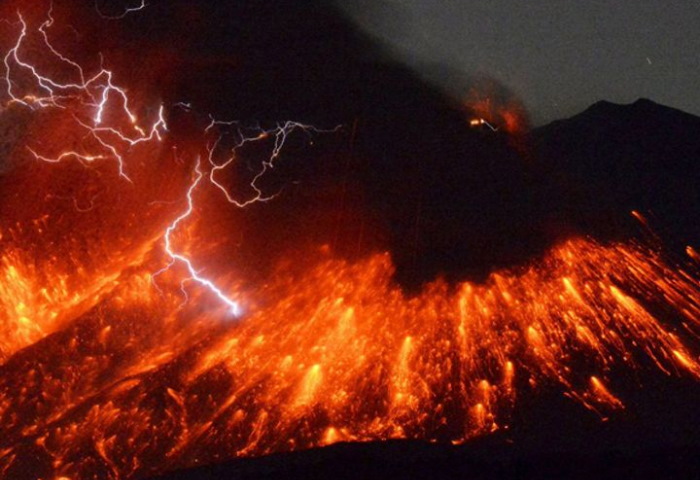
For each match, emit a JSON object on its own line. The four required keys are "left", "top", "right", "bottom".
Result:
{"left": 338, "top": 0, "right": 700, "bottom": 125}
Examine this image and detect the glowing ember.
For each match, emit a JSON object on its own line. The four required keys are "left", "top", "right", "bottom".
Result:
{"left": 464, "top": 83, "right": 529, "bottom": 138}
{"left": 0, "top": 7, "right": 699, "bottom": 480}
{"left": 1, "top": 236, "right": 700, "bottom": 479}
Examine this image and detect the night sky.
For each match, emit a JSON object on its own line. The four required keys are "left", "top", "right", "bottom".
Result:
{"left": 338, "top": 0, "right": 700, "bottom": 125}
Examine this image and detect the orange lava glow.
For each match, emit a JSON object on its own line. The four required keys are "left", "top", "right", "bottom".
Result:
{"left": 464, "top": 90, "right": 529, "bottom": 138}
{"left": 1, "top": 7, "right": 700, "bottom": 480}
{"left": 2, "top": 230, "right": 700, "bottom": 478}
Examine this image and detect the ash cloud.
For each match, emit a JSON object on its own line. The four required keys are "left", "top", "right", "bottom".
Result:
{"left": 1, "top": 0, "right": 559, "bottom": 288}
{"left": 117, "top": 1, "right": 556, "bottom": 287}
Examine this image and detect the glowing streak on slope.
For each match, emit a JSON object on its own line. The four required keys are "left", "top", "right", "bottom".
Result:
{"left": 469, "top": 117, "right": 499, "bottom": 132}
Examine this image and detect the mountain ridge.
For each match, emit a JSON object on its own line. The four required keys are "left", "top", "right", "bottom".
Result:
{"left": 531, "top": 97, "right": 700, "bottom": 248}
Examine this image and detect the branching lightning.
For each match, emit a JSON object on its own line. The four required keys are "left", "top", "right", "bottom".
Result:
{"left": 3, "top": 10, "right": 167, "bottom": 180}
{"left": 206, "top": 119, "right": 339, "bottom": 207}
{"left": 94, "top": 0, "right": 147, "bottom": 20}
{"left": 153, "top": 120, "right": 336, "bottom": 315}
{"left": 2, "top": 9, "right": 333, "bottom": 316}
{"left": 158, "top": 158, "right": 242, "bottom": 316}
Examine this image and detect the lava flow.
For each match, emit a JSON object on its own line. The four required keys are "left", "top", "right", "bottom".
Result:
{"left": 1, "top": 6, "right": 700, "bottom": 480}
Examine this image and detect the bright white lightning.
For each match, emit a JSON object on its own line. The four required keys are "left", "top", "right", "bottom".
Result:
{"left": 3, "top": 11, "right": 167, "bottom": 180}
{"left": 95, "top": 0, "right": 148, "bottom": 20}
{"left": 207, "top": 119, "right": 340, "bottom": 207}
{"left": 159, "top": 159, "right": 242, "bottom": 317}
{"left": 2, "top": 9, "right": 337, "bottom": 317}
{"left": 26, "top": 147, "right": 107, "bottom": 165}
{"left": 155, "top": 121, "right": 337, "bottom": 315}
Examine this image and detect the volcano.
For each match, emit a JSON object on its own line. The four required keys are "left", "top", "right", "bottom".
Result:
{"left": 147, "top": 99, "right": 700, "bottom": 480}
{"left": 533, "top": 98, "right": 700, "bottom": 248}
{"left": 0, "top": 2, "right": 699, "bottom": 480}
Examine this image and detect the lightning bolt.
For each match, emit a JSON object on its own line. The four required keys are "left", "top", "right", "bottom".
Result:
{"left": 3, "top": 10, "right": 167, "bottom": 180}
{"left": 158, "top": 158, "right": 242, "bottom": 316}
{"left": 2, "top": 9, "right": 338, "bottom": 317}
{"left": 94, "top": 0, "right": 148, "bottom": 20}
{"left": 154, "top": 120, "right": 338, "bottom": 316}
{"left": 206, "top": 119, "right": 339, "bottom": 207}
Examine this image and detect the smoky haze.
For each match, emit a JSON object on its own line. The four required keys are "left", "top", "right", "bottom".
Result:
{"left": 336, "top": 0, "right": 700, "bottom": 126}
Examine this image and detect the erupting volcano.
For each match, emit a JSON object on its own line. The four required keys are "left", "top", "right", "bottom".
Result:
{"left": 1, "top": 2, "right": 699, "bottom": 480}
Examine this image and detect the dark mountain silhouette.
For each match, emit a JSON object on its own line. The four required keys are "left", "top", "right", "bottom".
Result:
{"left": 151, "top": 440, "right": 700, "bottom": 480}
{"left": 532, "top": 98, "right": 700, "bottom": 250}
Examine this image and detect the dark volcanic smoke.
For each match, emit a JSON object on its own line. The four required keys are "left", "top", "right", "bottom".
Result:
{"left": 1, "top": 2, "right": 700, "bottom": 480}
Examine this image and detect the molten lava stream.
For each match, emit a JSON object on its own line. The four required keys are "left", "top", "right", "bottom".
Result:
{"left": 1, "top": 235, "right": 700, "bottom": 479}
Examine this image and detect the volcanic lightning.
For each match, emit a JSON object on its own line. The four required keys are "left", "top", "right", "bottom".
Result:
{"left": 206, "top": 119, "right": 338, "bottom": 208}
{"left": 94, "top": 0, "right": 147, "bottom": 20}
{"left": 156, "top": 158, "right": 242, "bottom": 316}
{"left": 3, "top": 9, "right": 167, "bottom": 180}
{"left": 1, "top": 8, "right": 321, "bottom": 316}
{"left": 0, "top": 6, "right": 700, "bottom": 480}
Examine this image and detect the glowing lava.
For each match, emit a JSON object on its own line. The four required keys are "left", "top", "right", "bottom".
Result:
{"left": 0, "top": 7, "right": 700, "bottom": 480}
{"left": 1, "top": 236, "right": 700, "bottom": 479}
